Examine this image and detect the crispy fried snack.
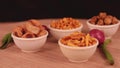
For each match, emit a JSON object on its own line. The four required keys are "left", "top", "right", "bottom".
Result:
{"left": 13, "top": 19, "right": 47, "bottom": 38}
{"left": 25, "top": 22, "right": 40, "bottom": 34}
{"left": 13, "top": 26, "right": 25, "bottom": 37}
{"left": 37, "top": 30, "right": 47, "bottom": 37}
{"left": 22, "top": 32, "right": 36, "bottom": 38}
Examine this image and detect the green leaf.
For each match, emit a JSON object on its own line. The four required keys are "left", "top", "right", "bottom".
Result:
{"left": 0, "top": 33, "right": 13, "bottom": 49}
{"left": 101, "top": 39, "right": 114, "bottom": 65}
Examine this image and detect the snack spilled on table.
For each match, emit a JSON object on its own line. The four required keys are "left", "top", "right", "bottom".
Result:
{"left": 60, "top": 32, "right": 97, "bottom": 47}
{"left": 50, "top": 17, "right": 81, "bottom": 30}
{"left": 89, "top": 12, "right": 119, "bottom": 25}
{"left": 13, "top": 19, "right": 47, "bottom": 38}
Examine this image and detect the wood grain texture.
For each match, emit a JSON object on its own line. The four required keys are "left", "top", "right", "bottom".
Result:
{"left": 0, "top": 19, "right": 120, "bottom": 68}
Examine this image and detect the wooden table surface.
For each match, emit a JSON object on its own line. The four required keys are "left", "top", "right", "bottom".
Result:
{"left": 0, "top": 19, "right": 120, "bottom": 68}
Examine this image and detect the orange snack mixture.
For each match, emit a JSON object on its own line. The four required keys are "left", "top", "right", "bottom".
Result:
{"left": 60, "top": 32, "right": 97, "bottom": 47}
{"left": 50, "top": 18, "right": 81, "bottom": 30}
{"left": 89, "top": 12, "right": 119, "bottom": 25}
{"left": 13, "top": 19, "right": 47, "bottom": 38}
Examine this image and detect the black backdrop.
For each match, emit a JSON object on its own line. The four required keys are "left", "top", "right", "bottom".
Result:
{"left": 0, "top": 0, "right": 120, "bottom": 22}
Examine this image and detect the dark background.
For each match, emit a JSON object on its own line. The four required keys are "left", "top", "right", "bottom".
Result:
{"left": 0, "top": 0, "right": 120, "bottom": 22}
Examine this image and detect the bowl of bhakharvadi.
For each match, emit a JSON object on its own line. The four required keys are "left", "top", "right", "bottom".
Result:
{"left": 87, "top": 12, "right": 120, "bottom": 39}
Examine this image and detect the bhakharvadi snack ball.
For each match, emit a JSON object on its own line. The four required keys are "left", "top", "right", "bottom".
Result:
{"left": 87, "top": 12, "right": 120, "bottom": 39}
{"left": 89, "top": 12, "right": 119, "bottom": 25}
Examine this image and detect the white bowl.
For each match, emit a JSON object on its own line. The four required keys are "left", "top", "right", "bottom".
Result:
{"left": 48, "top": 24, "right": 83, "bottom": 40}
{"left": 87, "top": 20, "right": 120, "bottom": 39}
{"left": 12, "top": 31, "right": 48, "bottom": 52}
{"left": 58, "top": 38, "right": 98, "bottom": 62}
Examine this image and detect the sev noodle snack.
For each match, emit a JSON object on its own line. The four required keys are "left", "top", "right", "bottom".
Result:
{"left": 60, "top": 32, "right": 97, "bottom": 47}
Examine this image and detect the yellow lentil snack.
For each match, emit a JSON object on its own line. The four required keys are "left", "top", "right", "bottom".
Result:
{"left": 50, "top": 17, "right": 81, "bottom": 30}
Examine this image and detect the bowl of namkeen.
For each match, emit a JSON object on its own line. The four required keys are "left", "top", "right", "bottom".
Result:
{"left": 12, "top": 19, "right": 48, "bottom": 52}
{"left": 87, "top": 12, "right": 120, "bottom": 39}
{"left": 58, "top": 32, "right": 98, "bottom": 62}
{"left": 48, "top": 17, "right": 83, "bottom": 40}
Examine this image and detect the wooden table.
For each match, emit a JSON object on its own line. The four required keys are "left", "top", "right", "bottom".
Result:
{"left": 0, "top": 19, "right": 120, "bottom": 68}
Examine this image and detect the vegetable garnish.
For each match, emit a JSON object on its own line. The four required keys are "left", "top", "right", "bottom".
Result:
{"left": 0, "top": 33, "right": 13, "bottom": 49}
{"left": 101, "top": 39, "right": 114, "bottom": 65}
{"left": 89, "top": 29, "right": 114, "bottom": 65}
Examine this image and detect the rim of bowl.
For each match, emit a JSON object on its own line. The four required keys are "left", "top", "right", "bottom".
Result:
{"left": 48, "top": 24, "right": 83, "bottom": 32}
{"left": 87, "top": 19, "right": 120, "bottom": 28}
{"left": 11, "top": 31, "right": 48, "bottom": 40}
{"left": 58, "top": 38, "right": 99, "bottom": 49}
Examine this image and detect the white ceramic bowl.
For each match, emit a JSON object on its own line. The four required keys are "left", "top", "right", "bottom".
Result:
{"left": 48, "top": 24, "right": 83, "bottom": 40}
{"left": 87, "top": 20, "right": 120, "bottom": 39}
{"left": 12, "top": 31, "right": 48, "bottom": 52}
{"left": 58, "top": 38, "right": 98, "bottom": 62}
